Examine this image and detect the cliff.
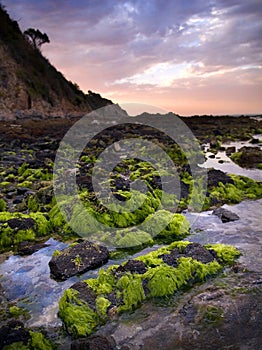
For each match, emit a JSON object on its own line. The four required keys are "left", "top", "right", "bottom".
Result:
{"left": 0, "top": 4, "right": 112, "bottom": 120}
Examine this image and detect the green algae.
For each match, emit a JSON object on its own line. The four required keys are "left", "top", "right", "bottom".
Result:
{"left": 0, "top": 198, "right": 7, "bottom": 211}
{"left": 85, "top": 268, "right": 116, "bottom": 295}
{"left": 206, "top": 243, "right": 241, "bottom": 265}
{"left": 3, "top": 331, "right": 53, "bottom": 350}
{"left": 142, "top": 209, "right": 190, "bottom": 240}
{"left": 4, "top": 342, "right": 29, "bottom": 350}
{"left": 13, "top": 229, "right": 35, "bottom": 244}
{"left": 95, "top": 296, "right": 111, "bottom": 319}
{"left": 29, "top": 331, "right": 53, "bottom": 350}
{"left": 58, "top": 288, "right": 99, "bottom": 337}
{"left": 117, "top": 273, "right": 145, "bottom": 312}
{"left": 208, "top": 174, "right": 262, "bottom": 205}
{"left": 58, "top": 241, "right": 240, "bottom": 338}
{"left": 197, "top": 304, "right": 224, "bottom": 325}
{"left": 0, "top": 211, "right": 50, "bottom": 251}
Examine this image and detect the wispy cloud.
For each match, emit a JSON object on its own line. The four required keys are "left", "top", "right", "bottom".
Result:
{"left": 3, "top": 0, "right": 262, "bottom": 114}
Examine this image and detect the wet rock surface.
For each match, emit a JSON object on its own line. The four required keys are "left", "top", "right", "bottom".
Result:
{"left": 95, "top": 271, "right": 262, "bottom": 350}
{"left": 49, "top": 241, "right": 109, "bottom": 280}
{"left": 71, "top": 335, "right": 116, "bottom": 350}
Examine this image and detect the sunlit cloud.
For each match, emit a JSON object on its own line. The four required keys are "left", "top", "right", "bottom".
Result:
{"left": 2, "top": 0, "right": 262, "bottom": 115}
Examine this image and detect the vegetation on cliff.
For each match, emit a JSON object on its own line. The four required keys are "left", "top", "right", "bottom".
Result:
{"left": 0, "top": 4, "right": 112, "bottom": 119}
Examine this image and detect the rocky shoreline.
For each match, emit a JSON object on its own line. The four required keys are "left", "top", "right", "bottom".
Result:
{"left": 0, "top": 112, "right": 261, "bottom": 349}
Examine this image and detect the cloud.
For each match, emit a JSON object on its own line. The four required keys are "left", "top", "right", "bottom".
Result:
{"left": 2, "top": 0, "right": 262, "bottom": 114}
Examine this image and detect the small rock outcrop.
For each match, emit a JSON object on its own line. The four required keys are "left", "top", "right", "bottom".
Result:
{"left": 212, "top": 207, "right": 240, "bottom": 223}
{"left": 49, "top": 241, "right": 109, "bottom": 280}
{"left": 207, "top": 169, "right": 234, "bottom": 188}
{"left": 17, "top": 241, "right": 49, "bottom": 256}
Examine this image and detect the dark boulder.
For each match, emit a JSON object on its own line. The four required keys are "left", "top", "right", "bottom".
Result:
{"left": 207, "top": 169, "right": 234, "bottom": 188}
{"left": 225, "top": 146, "right": 236, "bottom": 157}
{"left": 114, "top": 259, "right": 147, "bottom": 278}
{"left": 161, "top": 243, "right": 215, "bottom": 266}
{"left": 71, "top": 281, "right": 97, "bottom": 309}
{"left": 213, "top": 207, "right": 240, "bottom": 223}
{"left": 49, "top": 241, "right": 109, "bottom": 281}
{"left": 0, "top": 320, "right": 30, "bottom": 349}
{"left": 7, "top": 217, "right": 35, "bottom": 230}
{"left": 183, "top": 242, "right": 215, "bottom": 263}
{"left": 17, "top": 241, "right": 50, "bottom": 256}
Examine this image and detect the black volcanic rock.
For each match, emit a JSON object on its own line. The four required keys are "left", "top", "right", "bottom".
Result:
{"left": 49, "top": 241, "right": 109, "bottom": 281}
{"left": 213, "top": 207, "right": 240, "bottom": 223}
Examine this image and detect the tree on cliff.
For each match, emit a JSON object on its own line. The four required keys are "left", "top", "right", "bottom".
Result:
{"left": 24, "top": 28, "right": 50, "bottom": 50}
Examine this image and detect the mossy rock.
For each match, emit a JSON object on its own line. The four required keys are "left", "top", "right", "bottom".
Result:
{"left": 58, "top": 241, "right": 240, "bottom": 337}
{"left": 0, "top": 211, "right": 50, "bottom": 251}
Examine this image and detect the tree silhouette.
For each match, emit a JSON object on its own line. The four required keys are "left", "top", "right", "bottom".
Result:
{"left": 24, "top": 28, "right": 50, "bottom": 49}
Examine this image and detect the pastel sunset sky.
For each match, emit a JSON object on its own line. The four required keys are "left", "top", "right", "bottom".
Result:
{"left": 3, "top": 0, "right": 262, "bottom": 115}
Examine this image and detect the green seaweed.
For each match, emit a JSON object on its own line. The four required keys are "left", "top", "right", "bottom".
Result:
{"left": 58, "top": 288, "right": 99, "bottom": 337}
{"left": 29, "top": 331, "right": 53, "bottom": 350}
{"left": 13, "top": 229, "right": 35, "bottom": 244}
{"left": 117, "top": 272, "right": 145, "bottom": 312}
{"left": 0, "top": 198, "right": 7, "bottom": 211}
{"left": 4, "top": 342, "right": 29, "bottom": 350}
{"left": 143, "top": 210, "right": 190, "bottom": 240}
{"left": 0, "top": 211, "right": 50, "bottom": 251}
{"left": 205, "top": 243, "right": 241, "bottom": 265}
{"left": 95, "top": 296, "right": 111, "bottom": 319}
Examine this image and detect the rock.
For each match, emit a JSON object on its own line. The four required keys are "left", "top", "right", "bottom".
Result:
{"left": 0, "top": 320, "right": 30, "bottom": 349}
{"left": 212, "top": 207, "right": 240, "bottom": 223}
{"left": 225, "top": 146, "right": 236, "bottom": 156}
{"left": 232, "top": 146, "right": 262, "bottom": 168}
{"left": 207, "top": 169, "right": 234, "bottom": 188}
{"left": 12, "top": 196, "right": 24, "bottom": 204}
{"left": 71, "top": 335, "right": 116, "bottom": 350}
{"left": 16, "top": 187, "right": 34, "bottom": 196}
{"left": 7, "top": 217, "right": 35, "bottom": 230}
{"left": 17, "top": 241, "right": 50, "bottom": 256}
{"left": 250, "top": 138, "right": 260, "bottom": 144}
{"left": 49, "top": 241, "right": 109, "bottom": 281}
{"left": 183, "top": 243, "right": 215, "bottom": 263}
{"left": 114, "top": 260, "right": 147, "bottom": 278}
{"left": 160, "top": 243, "right": 215, "bottom": 266}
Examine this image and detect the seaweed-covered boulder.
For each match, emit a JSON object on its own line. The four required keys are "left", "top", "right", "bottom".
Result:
{"left": 230, "top": 146, "right": 262, "bottom": 168}
{"left": 212, "top": 207, "right": 240, "bottom": 223}
{"left": 49, "top": 241, "right": 109, "bottom": 280}
{"left": 58, "top": 241, "right": 240, "bottom": 337}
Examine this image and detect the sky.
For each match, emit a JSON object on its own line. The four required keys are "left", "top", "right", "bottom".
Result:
{"left": 2, "top": 0, "right": 262, "bottom": 116}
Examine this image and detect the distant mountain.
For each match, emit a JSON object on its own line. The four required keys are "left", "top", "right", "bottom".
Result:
{"left": 0, "top": 4, "right": 112, "bottom": 120}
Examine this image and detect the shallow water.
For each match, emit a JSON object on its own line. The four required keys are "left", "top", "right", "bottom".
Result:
{"left": 200, "top": 138, "right": 262, "bottom": 181}
{"left": 0, "top": 198, "right": 261, "bottom": 328}
{"left": 186, "top": 199, "right": 262, "bottom": 273}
